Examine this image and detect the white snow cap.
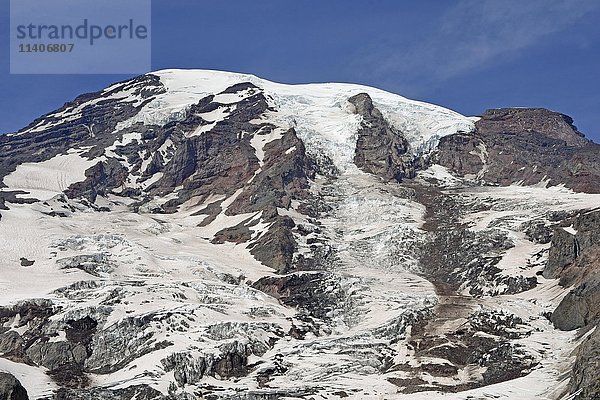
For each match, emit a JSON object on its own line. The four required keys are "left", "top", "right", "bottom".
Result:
{"left": 130, "top": 69, "right": 476, "bottom": 172}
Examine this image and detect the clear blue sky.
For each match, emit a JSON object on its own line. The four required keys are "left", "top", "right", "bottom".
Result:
{"left": 1, "top": 0, "right": 600, "bottom": 142}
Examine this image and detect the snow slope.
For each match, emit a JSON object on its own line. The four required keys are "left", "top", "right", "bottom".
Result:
{"left": 2, "top": 148, "right": 99, "bottom": 201}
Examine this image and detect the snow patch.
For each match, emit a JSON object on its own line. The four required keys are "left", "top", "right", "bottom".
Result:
{"left": 2, "top": 149, "right": 99, "bottom": 201}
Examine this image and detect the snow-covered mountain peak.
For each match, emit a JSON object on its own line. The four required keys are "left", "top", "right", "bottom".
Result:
{"left": 128, "top": 68, "right": 476, "bottom": 170}
{"left": 2, "top": 69, "right": 600, "bottom": 400}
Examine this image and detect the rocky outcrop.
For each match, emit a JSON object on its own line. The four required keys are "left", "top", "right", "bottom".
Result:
{"left": 416, "top": 187, "right": 533, "bottom": 296}
{"left": 538, "top": 209, "right": 600, "bottom": 399}
{"left": 544, "top": 228, "right": 581, "bottom": 279}
{"left": 476, "top": 108, "right": 588, "bottom": 147}
{"left": 216, "top": 128, "right": 315, "bottom": 273}
{"left": 0, "top": 299, "right": 57, "bottom": 363}
{"left": 0, "top": 372, "right": 28, "bottom": 400}
{"left": 162, "top": 341, "right": 253, "bottom": 387}
{"left": 569, "top": 324, "right": 600, "bottom": 400}
{"left": 0, "top": 300, "right": 95, "bottom": 387}
{"left": 26, "top": 340, "right": 88, "bottom": 373}
{"left": 544, "top": 210, "right": 600, "bottom": 331}
{"left": 544, "top": 209, "right": 600, "bottom": 280}
{"left": 252, "top": 271, "right": 352, "bottom": 339}
{"left": 435, "top": 108, "right": 600, "bottom": 193}
{"left": 349, "top": 93, "right": 414, "bottom": 181}
{"left": 549, "top": 247, "right": 600, "bottom": 332}
{"left": 150, "top": 90, "right": 267, "bottom": 211}
{"left": 248, "top": 213, "right": 296, "bottom": 274}
{"left": 65, "top": 159, "right": 129, "bottom": 202}
{"left": 228, "top": 128, "right": 314, "bottom": 214}
{"left": 552, "top": 275, "right": 600, "bottom": 331}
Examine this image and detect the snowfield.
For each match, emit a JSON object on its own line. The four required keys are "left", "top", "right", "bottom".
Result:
{"left": 2, "top": 148, "right": 99, "bottom": 201}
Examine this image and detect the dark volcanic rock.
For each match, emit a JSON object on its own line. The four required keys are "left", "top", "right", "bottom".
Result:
{"left": 142, "top": 84, "right": 271, "bottom": 212}
{"left": 349, "top": 93, "right": 414, "bottom": 181}
{"left": 218, "top": 128, "right": 316, "bottom": 273}
{"left": 544, "top": 227, "right": 581, "bottom": 279}
{"left": 0, "top": 74, "right": 163, "bottom": 189}
{"left": 435, "top": 108, "right": 600, "bottom": 193}
{"left": 0, "top": 372, "right": 29, "bottom": 400}
{"left": 19, "top": 258, "right": 35, "bottom": 267}
{"left": 552, "top": 276, "right": 600, "bottom": 331}
{"left": 0, "top": 299, "right": 56, "bottom": 363}
{"left": 476, "top": 108, "right": 588, "bottom": 147}
{"left": 26, "top": 340, "right": 88, "bottom": 372}
{"left": 248, "top": 213, "right": 297, "bottom": 274}
{"left": 64, "top": 159, "right": 129, "bottom": 202}
{"left": 544, "top": 210, "right": 600, "bottom": 331}
{"left": 569, "top": 323, "right": 600, "bottom": 400}
{"left": 228, "top": 128, "right": 314, "bottom": 214}
{"left": 540, "top": 209, "right": 600, "bottom": 398}
{"left": 544, "top": 209, "right": 600, "bottom": 280}
{"left": 253, "top": 271, "right": 349, "bottom": 336}
{"left": 415, "top": 186, "right": 532, "bottom": 296}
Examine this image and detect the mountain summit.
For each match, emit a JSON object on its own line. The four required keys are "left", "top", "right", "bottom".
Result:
{"left": 0, "top": 70, "right": 599, "bottom": 400}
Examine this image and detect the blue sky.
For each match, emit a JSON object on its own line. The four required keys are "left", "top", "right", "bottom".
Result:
{"left": 1, "top": 0, "right": 600, "bottom": 142}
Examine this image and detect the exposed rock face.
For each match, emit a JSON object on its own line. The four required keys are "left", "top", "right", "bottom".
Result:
{"left": 228, "top": 128, "right": 314, "bottom": 214}
{"left": 253, "top": 272, "right": 346, "bottom": 323}
{"left": 0, "top": 74, "right": 164, "bottom": 192}
{"left": 552, "top": 274, "right": 600, "bottom": 331}
{"left": 569, "top": 324, "right": 600, "bottom": 400}
{"left": 416, "top": 186, "right": 534, "bottom": 297}
{"left": 548, "top": 244, "right": 600, "bottom": 332}
{"left": 349, "top": 93, "right": 414, "bottom": 181}
{"left": 435, "top": 108, "right": 600, "bottom": 193}
{"left": 146, "top": 86, "right": 271, "bottom": 211}
{"left": 0, "top": 299, "right": 56, "bottom": 362}
{"left": 476, "top": 108, "right": 588, "bottom": 147}
{"left": 544, "top": 209, "right": 600, "bottom": 281}
{"left": 0, "top": 372, "right": 28, "bottom": 400}
{"left": 247, "top": 213, "right": 297, "bottom": 274}
{"left": 544, "top": 228, "right": 581, "bottom": 279}
{"left": 64, "top": 158, "right": 129, "bottom": 202}
{"left": 223, "top": 128, "right": 316, "bottom": 273}
{"left": 538, "top": 209, "right": 600, "bottom": 398}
